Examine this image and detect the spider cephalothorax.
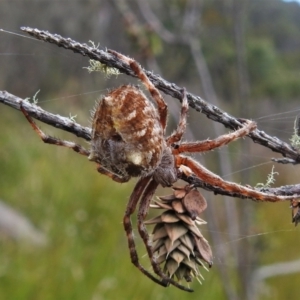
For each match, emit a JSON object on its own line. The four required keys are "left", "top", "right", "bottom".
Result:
{"left": 20, "top": 49, "right": 298, "bottom": 292}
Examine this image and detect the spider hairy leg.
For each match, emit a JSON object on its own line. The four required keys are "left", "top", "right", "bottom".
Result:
{"left": 167, "top": 88, "right": 189, "bottom": 145}
{"left": 108, "top": 49, "right": 168, "bottom": 131}
{"left": 96, "top": 165, "right": 130, "bottom": 183}
{"left": 176, "top": 155, "right": 297, "bottom": 202}
{"left": 20, "top": 102, "right": 90, "bottom": 156}
{"left": 173, "top": 119, "right": 256, "bottom": 154}
{"left": 123, "top": 176, "right": 171, "bottom": 287}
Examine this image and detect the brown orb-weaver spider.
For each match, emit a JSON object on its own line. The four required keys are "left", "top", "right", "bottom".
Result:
{"left": 20, "top": 50, "right": 296, "bottom": 292}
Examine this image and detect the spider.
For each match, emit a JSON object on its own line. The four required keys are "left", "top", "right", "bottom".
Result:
{"left": 20, "top": 50, "right": 296, "bottom": 292}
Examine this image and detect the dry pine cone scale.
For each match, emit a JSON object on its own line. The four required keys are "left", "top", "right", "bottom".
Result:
{"left": 145, "top": 185, "right": 212, "bottom": 284}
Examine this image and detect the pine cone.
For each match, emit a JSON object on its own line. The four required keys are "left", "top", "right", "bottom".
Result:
{"left": 145, "top": 185, "right": 213, "bottom": 284}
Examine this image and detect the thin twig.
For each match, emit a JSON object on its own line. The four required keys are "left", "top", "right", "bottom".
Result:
{"left": 0, "top": 91, "right": 91, "bottom": 140}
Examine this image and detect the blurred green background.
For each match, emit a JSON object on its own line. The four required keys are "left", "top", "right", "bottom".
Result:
{"left": 1, "top": 1, "right": 300, "bottom": 299}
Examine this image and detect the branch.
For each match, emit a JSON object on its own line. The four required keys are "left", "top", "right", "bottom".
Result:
{"left": 1, "top": 27, "right": 300, "bottom": 202}
{"left": 20, "top": 27, "right": 300, "bottom": 162}
{"left": 1, "top": 90, "right": 300, "bottom": 199}
{"left": 0, "top": 91, "right": 91, "bottom": 141}
{"left": 181, "top": 173, "right": 300, "bottom": 197}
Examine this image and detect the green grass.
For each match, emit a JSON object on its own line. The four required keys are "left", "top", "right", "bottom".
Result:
{"left": 2, "top": 102, "right": 299, "bottom": 300}
{"left": 0, "top": 105, "right": 223, "bottom": 300}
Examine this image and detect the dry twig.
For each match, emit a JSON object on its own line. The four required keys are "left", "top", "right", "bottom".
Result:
{"left": 18, "top": 27, "right": 300, "bottom": 163}
{"left": 1, "top": 28, "right": 300, "bottom": 198}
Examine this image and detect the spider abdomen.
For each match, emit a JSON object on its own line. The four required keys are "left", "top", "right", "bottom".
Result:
{"left": 89, "top": 85, "right": 165, "bottom": 178}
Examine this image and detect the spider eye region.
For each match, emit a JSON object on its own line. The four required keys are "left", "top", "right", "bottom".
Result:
{"left": 89, "top": 85, "right": 166, "bottom": 178}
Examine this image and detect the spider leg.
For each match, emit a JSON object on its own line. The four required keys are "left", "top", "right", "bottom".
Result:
{"left": 96, "top": 166, "right": 130, "bottom": 183}
{"left": 123, "top": 176, "right": 169, "bottom": 287}
{"left": 166, "top": 88, "right": 189, "bottom": 145}
{"left": 21, "top": 102, "right": 128, "bottom": 183}
{"left": 21, "top": 102, "right": 90, "bottom": 156}
{"left": 173, "top": 119, "right": 257, "bottom": 154}
{"left": 137, "top": 178, "right": 193, "bottom": 292}
{"left": 176, "top": 155, "right": 296, "bottom": 202}
{"left": 108, "top": 50, "right": 168, "bottom": 131}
